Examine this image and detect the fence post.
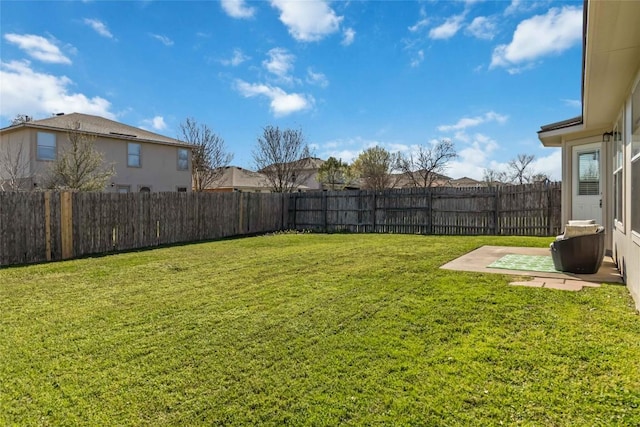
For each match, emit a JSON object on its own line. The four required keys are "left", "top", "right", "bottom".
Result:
{"left": 493, "top": 188, "right": 500, "bottom": 235}
{"left": 44, "top": 192, "right": 52, "bottom": 261}
{"left": 292, "top": 193, "right": 297, "bottom": 230}
{"left": 238, "top": 192, "right": 244, "bottom": 234}
{"left": 281, "top": 193, "right": 287, "bottom": 230}
{"left": 60, "top": 191, "right": 74, "bottom": 259}
{"left": 428, "top": 191, "right": 433, "bottom": 235}
{"left": 372, "top": 192, "right": 377, "bottom": 232}
{"left": 322, "top": 192, "right": 328, "bottom": 233}
{"left": 547, "top": 185, "right": 553, "bottom": 236}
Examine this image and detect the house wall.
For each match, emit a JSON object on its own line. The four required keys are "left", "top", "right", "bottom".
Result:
{"left": 92, "top": 135, "right": 191, "bottom": 192}
{"left": 1, "top": 127, "right": 191, "bottom": 192}
{"left": 0, "top": 128, "right": 35, "bottom": 189}
{"left": 560, "top": 134, "right": 612, "bottom": 249}
{"left": 612, "top": 70, "right": 640, "bottom": 310}
{"left": 558, "top": 70, "right": 640, "bottom": 310}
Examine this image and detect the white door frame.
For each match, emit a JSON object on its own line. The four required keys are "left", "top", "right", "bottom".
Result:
{"left": 572, "top": 142, "right": 602, "bottom": 223}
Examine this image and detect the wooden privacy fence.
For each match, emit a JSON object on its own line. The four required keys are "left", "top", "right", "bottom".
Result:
{"left": 0, "top": 191, "right": 287, "bottom": 267}
{"left": 288, "top": 182, "right": 562, "bottom": 237}
{"left": 1, "top": 183, "right": 561, "bottom": 267}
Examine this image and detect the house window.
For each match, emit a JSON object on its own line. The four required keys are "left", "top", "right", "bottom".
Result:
{"left": 632, "top": 159, "right": 640, "bottom": 234}
{"left": 37, "top": 132, "right": 56, "bottom": 160}
{"left": 632, "top": 81, "right": 640, "bottom": 233}
{"left": 613, "top": 115, "right": 624, "bottom": 223}
{"left": 177, "top": 148, "right": 189, "bottom": 170}
{"left": 577, "top": 150, "right": 599, "bottom": 196}
{"left": 632, "top": 80, "right": 640, "bottom": 158}
{"left": 177, "top": 186, "right": 188, "bottom": 192}
{"left": 139, "top": 186, "right": 151, "bottom": 193}
{"left": 128, "top": 143, "right": 141, "bottom": 167}
{"left": 116, "top": 185, "right": 130, "bottom": 193}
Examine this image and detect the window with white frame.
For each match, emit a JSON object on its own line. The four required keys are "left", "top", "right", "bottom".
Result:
{"left": 177, "top": 148, "right": 189, "bottom": 170}
{"left": 37, "top": 132, "right": 56, "bottom": 160}
{"left": 631, "top": 81, "right": 640, "bottom": 233}
{"left": 613, "top": 114, "right": 624, "bottom": 224}
{"left": 128, "top": 143, "right": 141, "bottom": 167}
{"left": 577, "top": 150, "right": 600, "bottom": 196}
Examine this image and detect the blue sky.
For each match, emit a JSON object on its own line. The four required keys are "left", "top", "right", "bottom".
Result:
{"left": 0, "top": 0, "right": 584, "bottom": 180}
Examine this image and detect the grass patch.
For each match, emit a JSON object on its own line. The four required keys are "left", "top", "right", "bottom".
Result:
{"left": 1, "top": 234, "right": 639, "bottom": 426}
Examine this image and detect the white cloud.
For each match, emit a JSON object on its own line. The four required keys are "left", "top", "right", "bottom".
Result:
{"left": 234, "top": 79, "right": 314, "bottom": 117}
{"left": 221, "top": 0, "right": 256, "bottom": 19}
{"left": 142, "top": 116, "right": 167, "bottom": 131}
{"left": 410, "top": 50, "right": 424, "bottom": 68}
{"left": 408, "top": 6, "right": 429, "bottom": 33}
{"left": 318, "top": 137, "right": 385, "bottom": 163}
{"left": 409, "top": 18, "right": 430, "bottom": 33}
{"left": 466, "top": 16, "right": 496, "bottom": 40}
{"left": 83, "top": 18, "right": 114, "bottom": 39}
{"left": 306, "top": 68, "right": 329, "bottom": 88}
{"left": 263, "top": 48, "right": 295, "bottom": 81}
{"left": 221, "top": 48, "right": 250, "bottom": 66}
{"left": 4, "top": 33, "right": 71, "bottom": 64}
{"left": 562, "top": 98, "right": 581, "bottom": 109}
{"left": 491, "top": 6, "right": 582, "bottom": 70}
{"left": 504, "top": 0, "right": 544, "bottom": 16}
{"left": 270, "top": 0, "right": 343, "bottom": 42}
{"left": 438, "top": 111, "right": 508, "bottom": 132}
{"left": 530, "top": 148, "right": 561, "bottom": 181}
{"left": 504, "top": 0, "right": 524, "bottom": 16}
{"left": 429, "top": 14, "right": 465, "bottom": 40}
{"left": 446, "top": 133, "right": 500, "bottom": 180}
{"left": 341, "top": 28, "right": 355, "bottom": 46}
{"left": 150, "top": 34, "right": 174, "bottom": 46}
{"left": 0, "top": 60, "right": 114, "bottom": 120}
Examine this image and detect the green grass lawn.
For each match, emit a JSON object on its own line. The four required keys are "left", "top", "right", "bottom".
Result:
{"left": 1, "top": 234, "right": 639, "bottom": 426}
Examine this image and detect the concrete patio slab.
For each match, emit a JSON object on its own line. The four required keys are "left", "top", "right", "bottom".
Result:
{"left": 441, "top": 245, "right": 623, "bottom": 284}
{"left": 509, "top": 281, "right": 544, "bottom": 288}
{"left": 542, "top": 281, "right": 584, "bottom": 291}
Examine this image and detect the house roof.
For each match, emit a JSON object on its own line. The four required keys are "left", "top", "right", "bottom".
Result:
{"left": 539, "top": 1, "right": 640, "bottom": 146}
{"left": 448, "top": 177, "right": 482, "bottom": 187}
{"left": 1, "top": 113, "right": 190, "bottom": 147}
{"left": 258, "top": 156, "right": 325, "bottom": 173}
{"left": 214, "top": 166, "right": 270, "bottom": 189}
{"left": 213, "top": 166, "right": 312, "bottom": 191}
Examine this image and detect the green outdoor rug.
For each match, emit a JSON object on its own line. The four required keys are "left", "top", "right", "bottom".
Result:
{"left": 488, "top": 254, "right": 559, "bottom": 273}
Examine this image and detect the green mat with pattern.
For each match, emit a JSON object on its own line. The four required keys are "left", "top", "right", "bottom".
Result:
{"left": 488, "top": 254, "right": 558, "bottom": 273}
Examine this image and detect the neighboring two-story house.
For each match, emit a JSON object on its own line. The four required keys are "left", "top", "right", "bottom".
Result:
{"left": 0, "top": 113, "right": 192, "bottom": 192}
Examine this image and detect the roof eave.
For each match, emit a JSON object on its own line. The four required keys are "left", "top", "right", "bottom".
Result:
{"left": 538, "top": 122, "right": 585, "bottom": 147}
{"left": 0, "top": 122, "right": 192, "bottom": 149}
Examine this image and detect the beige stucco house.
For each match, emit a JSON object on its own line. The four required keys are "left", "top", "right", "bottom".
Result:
{"left": 205, "top": 166, "right": 272, "bottom": 193}
{"left": 0, "top": 113, "right": 192, "bottom": 192}
{"left": 205, "top": 166, "right": 313, "bottom": 193}
{"left": 538, "top": 1, "right": 640, "bottom": 309}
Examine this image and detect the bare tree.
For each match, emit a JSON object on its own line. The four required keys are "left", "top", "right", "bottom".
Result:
{"left": 531, "top": 172, "right": 551, "bottom": 183}
{"left": 317, "top": 157, "right": 356, "bottom": 190}
{"left": 10, "top": 114, "right": 32, "bottom": 126}
{"left": 0, "top": 141, "right": 31, "bottom": 191}
{"left": 253, "top": 125, "right": 312, "bottom": 193}
{"left": 178, "top": 118, "right": 233, "bottom": 192}
{"left": 396, "top": 139, "right": 457, "bottom": 188}
{"left": 507, "top": 153, "right": 536, "bottom": 184}
{"left": 352, "top": 146, "right": 397, "bottom": 190}
{"left": 46, "top": 122, "right": 115, "bottom": 191}
{"left": 482, "top": 168, "right": 508, "bottom": 187}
